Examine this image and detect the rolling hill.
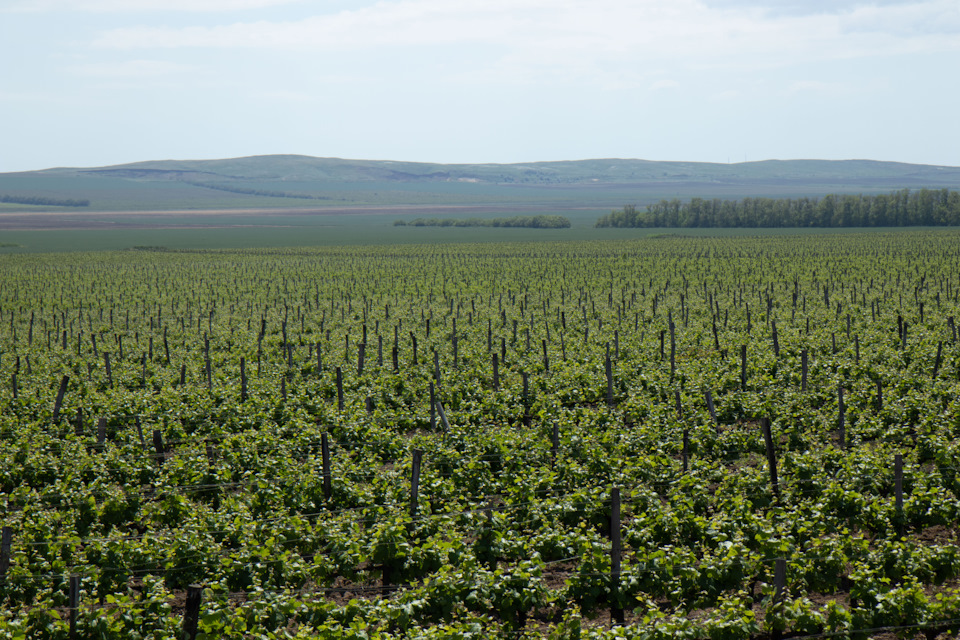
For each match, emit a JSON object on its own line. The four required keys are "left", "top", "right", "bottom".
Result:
{"left": 2, "top": 155, "right": 960, "bottom": 216}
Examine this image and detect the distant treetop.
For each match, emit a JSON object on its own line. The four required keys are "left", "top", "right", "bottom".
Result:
{"left": 395, "top": 215, "right": 571, "bottom": 229}
{"left": 596, "top": 188, "right": 960, "bottom": 228}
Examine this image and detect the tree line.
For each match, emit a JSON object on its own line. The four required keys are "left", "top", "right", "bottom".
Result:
{"left": 1, "top": 194, "right": 90, "bottom": 207}
{"left": 596, "top": 188, "right": 960, "bottom": 228}
{"left": 394, "top": 215, "right": 571, "bottom": 228}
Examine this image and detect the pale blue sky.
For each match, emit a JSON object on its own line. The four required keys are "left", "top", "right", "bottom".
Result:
{"left": 1, "top": 0, "right": 958, "bottom": 172}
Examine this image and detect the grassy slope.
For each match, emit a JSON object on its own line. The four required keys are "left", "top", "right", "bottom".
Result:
{"left": 1, "top": 156, "right": 959, "bottom": 214}
{"left": 2, "top": 156, "right": 960, "bottom": 252}
{"left": 58, "top": 155, "right": 960, "bottom": 183}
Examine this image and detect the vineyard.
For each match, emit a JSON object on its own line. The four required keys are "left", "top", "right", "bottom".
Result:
{"left": 1, "top": 231, "right": 960, "bottom": 639}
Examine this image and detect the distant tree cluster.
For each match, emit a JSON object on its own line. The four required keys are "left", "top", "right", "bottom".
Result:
{"left": 394, "top": 215, "right": 571, "bottom": 229}
{"left": 1, "top": 194, "right": 89, "bottom": 207}
{"left": 185, "top": 181, "right": 331, "bottom": 201}
{"left": 596, "top": 188, "right": 960, "bottom": 228}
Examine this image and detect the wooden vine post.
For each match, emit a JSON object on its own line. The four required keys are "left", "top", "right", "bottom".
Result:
{"left": 0, "top": 526, "right": 12, "bottom": 584}
{"left": 773, "top": 558, "right": 787, "bottom": 601}
{"left": 605, "top": 351, "right": 614, "bottom": 407}
{"left": 52, "top": 375, "right": 69, "bottom": 423}
{"left": 240, "top": 357, "right": 247, "bottom": 402}
{"left": 483, "top": 501, "right": 497, "bottom": 570}
{"left": 610, "top": 486, "right": 624, "bottom": 625}
{"left": 436, "top": 397, "right": 451, "bottom": 432}
{"left": 68, "top": 574, "right": 80, "bottom": 640}
{"left": 801, "top": 349, "right": 808, "bottom": 392}
{"left": 704, "top": 390, "right": 718, "bottom": 428}
{"left": 410, "top": 449, "right": 423, "bottom": 518}
{"left": 771, "top": 319, "right": 780, "bottom": 357}
{"left": 336, "top": 366, "right": 344, "bottom": 411}
{"left": 771, "top": 558, "right": 787, "bottom": 640}
{"left": 183, "top": 584, "right": 203, "bottom": 640}
{"left": 551, "top": 422, "right": 559, "bottom": 469}
{"left": 152, "top": 429, "right": 165, "bottom": 466}
{"left": 96, "top": 417, "right": 107, "bottom": 450}
{"left": 321, "top": 432, "right": 332, "bottom": 500}
{"left": 837, "top": 385, "right": 846, "bottom": 449}
{"left": 894, "top": 453, "right": 904, "bottom": 535}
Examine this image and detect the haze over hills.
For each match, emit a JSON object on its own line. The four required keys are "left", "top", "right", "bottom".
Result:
{"left": 2, "top": 155, "right": 960, "bottom": 215}
{"left": 36, "top": 155, "right": 960, "bottom": 185}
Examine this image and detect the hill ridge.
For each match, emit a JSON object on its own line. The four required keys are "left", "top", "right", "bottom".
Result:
{"left": 29, "top": 154, "right": 960, "bottom": 186}
{"left": 4, "top": 154, "right": 960, "bottom": 215}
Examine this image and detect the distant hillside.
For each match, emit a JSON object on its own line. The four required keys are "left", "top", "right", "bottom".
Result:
{"left": 2, "top": 155, "right": 960, "bottom": 214}
{"left": 43, "top": 155, "right": 960, "bottom": 185}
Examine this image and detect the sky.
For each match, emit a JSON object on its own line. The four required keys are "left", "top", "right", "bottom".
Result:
{"left": 1, "top": 0, "right": 958, "bottom": 172}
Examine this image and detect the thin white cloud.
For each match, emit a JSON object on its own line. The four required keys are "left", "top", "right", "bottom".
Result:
{"left": 91, "top": 0, "right": 960, "bottom": 68}
{"left": 840, "top": 1, "right": 960, "bottom": 36}
{"left": 701, "top": 0, "right": 922, "bottom": 17}
{"left": 70, "top": 59, "right": 195, "bottom": 77}
{"left": 651, "top": 80, "right": 680, "bottom": 91}
{"left": 0, "top": 90, "right": 57, "bottom": 103}
{"left": 785, "top": 80, "right": 843, "bottom": 95}
{"left": 710, "top": 89, "right": 741, "bottom": 102}
{"left": 94, "top": 0, "right": 539, "bottom": 49}
{"left": 3, "top": 0, "right": 303, "bottom": 12}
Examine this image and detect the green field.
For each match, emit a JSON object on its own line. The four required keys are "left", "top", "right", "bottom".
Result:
{"left": 3, "top": 155, "right": 960, "bottom": 259}
{"left": 0, "top": 223, "right": 941, "bottom": 254}
{"left": 2, "top": 231, "right": 960, "bottom": 638}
